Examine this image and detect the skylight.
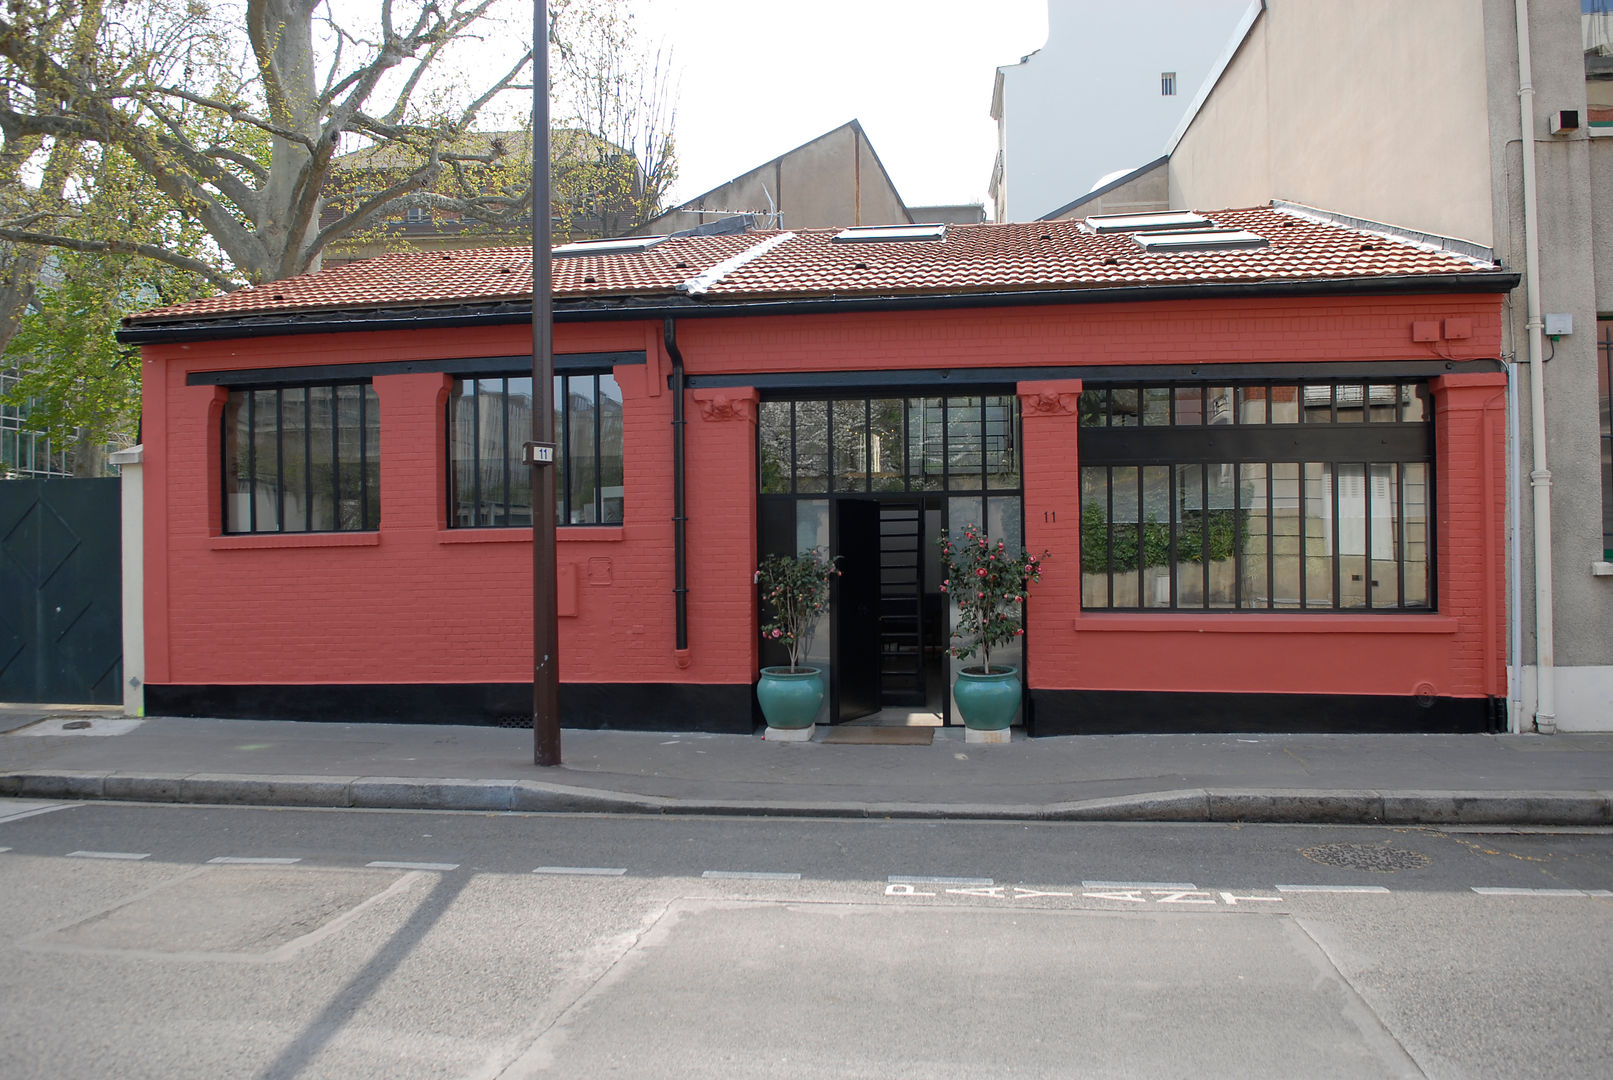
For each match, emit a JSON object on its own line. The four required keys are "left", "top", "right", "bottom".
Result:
{"left": 1085, "top": 211, "right": 1212, "bottom": 234}
{"left": 830, "top": 223, "right": 946, "bottom": 244}
{"left": 552, "top": 235, "right": 667, "bottom": 258}
{"left": 1133, "top": 228, "right": 1268, "bottom": 252}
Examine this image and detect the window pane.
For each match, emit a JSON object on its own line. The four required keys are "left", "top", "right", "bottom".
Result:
{"left": 1111, "top": 388, "right": 1139, "bottom": 427}
{"left": 566, "top": 375, "right": 598, "bottom": 523}
{"left": 224, "top": 392, "right": 248, "bottom": 532}
{"left": 1301, "top": 384, "right": 1334, "bottom": 423}
{"left": 450, "top": 380, "right": 477, "bottom": 527}
{"left": 1111, "top": 465, "right": 1140, "bottom": 608}
{"left": 1336, "top": 462, "right": 1367, "bottom": 608}
{"left": 1400, "top": 383, "right": 1429, "bottom": 423}
{"left": 1271, "top": 462, "right": 1301, "bottom": 608}
{"left": 870, "top": 399, "right": 905, "bottom": 491}
{"left": 1173, "top": 385, "right": 1204, "bottom": 426}
{"left": 336, "top": 384, "right": 361, "bottom": 529}
{"left": 1368, "top": 384, "right": 1398, "bottom": 423}
{"left": 363, "top": 385, "right": 381, "bottom": 529}
{"left": 984, "top": 396, "right": 1018, "bottom": 489}
{"left": 1403, "top": 462, "right": 1430, "bottom": 606}
{"left": 947, "top": 397, "right": 983, "bottom": 488}
{"left": 1080, "top": 465, "right": 1110, "bottom": 608}
{"left": 759, "top": 400, "right": 791, "bottom": 494}
{"left": 1142, "top": 386, "right": 1170, "bottom": 425}
{"left": 1303, "top": 461, "right": 1333, "bottom": 607}
{"left": 986, "top": 495, "right": 1022, "bottom": 552}
{"left": 1235, "top": 385, "right": 1268, "bottom": 425}
{"left": 1206, "top": 461, "right": 1237, "bottom": 608}
{"left": 1175, "top": 462, "right": 1205, "bottom": 608}
{"left": 1335, "top": 383, "right": 1367, "bottom": 422}
{"left": 1141, "top": 464, "right": 1171, "bottom": 607}
{"left": 309, "top": 385, "right": 337, "bottom": 530}
{"left": 1078, "top": 389, "right": 1107, "bottom": 428}
{"left": 479, "top": 378, "right": 506, "bottom": 526}
{"left": 598, "top": 374, "right": 624, "bottom": 522}
{"left": 1238, "top": 463, "right": 1270, "bottom": 608}
{"left": 916, "top": 398, "right": 944, "bottom": 490}
{"left": 280, "top": 387, "right": 309, "bottom": 530}
{"left": 1205, "top": 386, "right": 1233, "bottom": 427}
{"left": 252, "top": 388, "right": 280, "bottom": 532}
{"left": 1270, "top": 385, "right": 1300, "bottom": 424}
{"left": 832, "top": 398, "right": 867, "bottom": 492}
{"left": 795, "top": 400, "right": 828, "bottom": 493}
{"left": 506, "top": 377, "right": 534, "bottom": 527}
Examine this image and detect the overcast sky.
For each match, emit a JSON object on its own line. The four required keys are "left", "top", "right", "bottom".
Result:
{"left": 629, "top": 0, "right": 1049, "bottom": 210}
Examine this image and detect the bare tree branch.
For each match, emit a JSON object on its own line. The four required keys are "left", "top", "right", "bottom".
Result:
{"left": 0, "top": 226, "right": 239, "bottom": 292}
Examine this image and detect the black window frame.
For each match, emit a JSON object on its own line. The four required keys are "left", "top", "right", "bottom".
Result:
{"left": 1077, "top": 378, "right": 1436, "bottom": 613}
{"left": 220, "top": 379, "right": 379, "bottom": 535}
{"left": 447, "top": 369, "right": 624, "bottom": 528}
{"left": 1599, "top": 318, "right": 1612, "bottom": 560}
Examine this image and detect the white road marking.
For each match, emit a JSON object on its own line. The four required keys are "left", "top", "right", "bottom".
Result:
{"left": 0, "top": 802, "right": 75, "bottom": 825}
{"left": 1082, "top": 880, "right": 1196, "bottom": 890}
{"left": 0, "top": 847, "right": 10, "bottom": 853}
{"left": 207, "top": 856, "right": 301, "bottom": 865}
{"left": 66, "top": 850, "right": 150, "bottom": 861}
{"left": 886, "top": 883, "right": 934, "bottom": 896}
{"left": 1471, "top": 886, "right": 1596, "bottom": 897}
{"left": 1219, "top": 891, "right": 1282, "bottom": 906}
{"left": 702, "top": 870, "right": 801, "bottom": 880}
{"left": 533, "top": 866, "right": 626, "bottom": 876}
{"left": 1276, "top": 884, "right": 1392, "bottom": 895}
{"left": 888, "top": 875, "right": 993, "bottom": 886}
{"left": 366, "top": 861, "right": 458, "bottom": 872}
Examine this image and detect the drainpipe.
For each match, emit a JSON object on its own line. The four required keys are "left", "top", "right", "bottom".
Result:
{"left": 1515, "top": 0, "right": 1556, "bottom": 732}
{"left": 666, "top": 316, "right": 689, "bottom": 655}
{"left": 1507, "top": 365, "right": 1524, "bottom": 732}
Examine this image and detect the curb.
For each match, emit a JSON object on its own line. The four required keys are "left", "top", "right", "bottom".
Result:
{"left": 4, "top": 770, "right": 1612, "bottom": 825}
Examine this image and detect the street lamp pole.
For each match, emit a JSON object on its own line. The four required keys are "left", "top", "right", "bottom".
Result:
{"left": 530, "top": 1, "right": 561, "bottom": 766}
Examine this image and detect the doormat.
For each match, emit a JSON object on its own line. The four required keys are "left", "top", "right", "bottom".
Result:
{"left": 821, "top": 726, "right": 934, "bottom": 746}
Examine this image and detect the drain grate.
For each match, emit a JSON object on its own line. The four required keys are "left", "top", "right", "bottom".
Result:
{"left": 1299, "top": 842, "right": 1431, "bottom": 872}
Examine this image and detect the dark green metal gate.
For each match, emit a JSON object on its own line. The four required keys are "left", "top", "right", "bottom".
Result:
{"left": 0, "top": 478, "right": 122, "bottom": 703}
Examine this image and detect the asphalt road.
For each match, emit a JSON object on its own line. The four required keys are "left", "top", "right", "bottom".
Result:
{"left": 2, "top": 799, "right": 1610, "bottom": 1079}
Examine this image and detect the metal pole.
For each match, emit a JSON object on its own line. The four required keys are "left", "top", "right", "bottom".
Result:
{"left": 532, "top": 2, "right": 561, "bottom": 765}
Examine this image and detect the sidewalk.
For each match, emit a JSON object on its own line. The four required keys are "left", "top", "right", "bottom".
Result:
{"left": 3, "top": 704, "right": 1612, "bottom": 825}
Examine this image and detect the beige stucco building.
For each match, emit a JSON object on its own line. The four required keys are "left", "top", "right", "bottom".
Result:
{"left": 1101, "top": 0, "right": 1611, "bottom": 732}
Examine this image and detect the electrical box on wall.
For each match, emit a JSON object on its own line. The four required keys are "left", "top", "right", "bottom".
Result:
{"left": 1544, "top": 313, "right": 1573, "bottom": 336}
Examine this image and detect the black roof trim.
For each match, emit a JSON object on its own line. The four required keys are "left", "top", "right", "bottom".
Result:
{"left": 117, "top": 270, "right": 1521, "bottom": 346}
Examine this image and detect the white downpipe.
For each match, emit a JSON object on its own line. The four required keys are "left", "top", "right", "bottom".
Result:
{"left": 1515, "top": 0, "right": 1556, "bottom": 733}
{"left": 1507, "top": 364, "right": 1523, "bottom": 732}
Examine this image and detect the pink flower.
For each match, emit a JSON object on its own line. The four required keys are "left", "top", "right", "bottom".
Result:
{"left": 1015, "top": 628, "right": 1025, "bottom": 636}
{"left": 939, "top": 583, "right": 947, "bottom": 592}
{"left": 976, "top": 568, "right": 987, "bottom": 577}
{"left": 977, "top": 591, "right": 985, "bottom": 599}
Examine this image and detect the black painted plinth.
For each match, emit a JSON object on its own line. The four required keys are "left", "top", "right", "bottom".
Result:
{"left": 145, "top": 682, "right": 757, "bottom": 734}
{"left": 1027, "top": 689, "right": 1501, "bottom": 736}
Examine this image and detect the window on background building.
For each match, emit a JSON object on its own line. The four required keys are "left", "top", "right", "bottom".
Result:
{"left": 221, "top": 382, "right": 379, "bottom": 533}
{"left": 1161, "top": 72, "right": 1177, "bottom": 96}
{"left": 448, "top": 372, "right": 623, "bottom": 527}
{"left": 1077, "top": 380, "right": 1434, "bottom": 612}
{"left": 404, "top": 207, "right": 427, "bottom": 224}
{"left": 1600, "top": 318, "right": 1612, "bottom": 559}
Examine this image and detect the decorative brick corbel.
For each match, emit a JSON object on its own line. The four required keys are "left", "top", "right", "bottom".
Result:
{"left": 691, "top": 387, "right": 759, "bottom": 423}
{"left": 1017, "top": 379, "right": 1084, "bottom": 419}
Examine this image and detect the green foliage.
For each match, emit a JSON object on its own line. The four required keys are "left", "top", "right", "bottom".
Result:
{"left": 756, "top": 550, "right": 840, "bottom": 672}
{"left": 1080, "top": 502, "right": 1242, "bottom": 573}
{"left": 938, "top": 526, "right": 1049, "bottom": 673}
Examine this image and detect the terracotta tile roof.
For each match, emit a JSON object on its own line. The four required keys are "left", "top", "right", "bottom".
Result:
{"left": 128, "top": 205, "right": 1506, "bottom": 326}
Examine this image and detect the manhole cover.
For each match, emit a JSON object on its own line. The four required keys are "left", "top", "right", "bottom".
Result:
{"left": 62, "top": 720, "right": 92, "bottom": 730}
{"left": 1299, "top": 842, "right": 1431, "bottom": 872}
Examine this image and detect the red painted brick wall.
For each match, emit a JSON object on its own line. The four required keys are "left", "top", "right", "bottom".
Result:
{"left": 142, "top": 292, "right": 1505, "bottom": 703}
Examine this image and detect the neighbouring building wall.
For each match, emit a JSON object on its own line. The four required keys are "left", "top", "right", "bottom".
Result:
{"left": 1041, "top": 159, "right": 1170, "bottom": 222}
{"left": 991, "top": 0, "right": 1250, "bottom": 223}
{"left": 638, "top": 122, "right": 911, "bottom": 234}
{"left": 1171, "top": 0, "right": 1495, "bottom": 248}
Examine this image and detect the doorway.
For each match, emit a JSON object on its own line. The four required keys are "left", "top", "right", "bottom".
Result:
{"left": 756, "top": 392, "right": 1025, "bottom": 728}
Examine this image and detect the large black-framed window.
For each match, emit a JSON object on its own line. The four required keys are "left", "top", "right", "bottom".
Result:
{"left": 448, "top": 372, "right": 623, "bottom": 527}
{"left": 1078, "top": 380, "right": 1434, "bottom": 612}
{"left": 221, "top": 382, "right": 379, "bottom": 534}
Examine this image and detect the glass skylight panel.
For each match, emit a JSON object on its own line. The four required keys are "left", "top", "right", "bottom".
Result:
{"left": 830, "top": 223, "right": 947, "bottom": 243}
{"left": 552, "top": 235, "right": 667, "bottom": 257}
{"left": 1085, "top": 211, "right": 1211, "bottom": 233}
{"left": 1132, "top": 228, "right": 1268, "bottom": 252}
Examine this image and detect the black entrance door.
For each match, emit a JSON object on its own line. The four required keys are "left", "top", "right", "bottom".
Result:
{"left": 832, "top": 498, "right": 881, "bottom": 722}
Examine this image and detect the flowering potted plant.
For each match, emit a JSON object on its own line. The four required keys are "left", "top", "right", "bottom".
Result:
{"left": 754, "top": 550, "right": 840, "bottom": 739}
{"left": 938, "top": 526, "right": 1048, "bottom": 739}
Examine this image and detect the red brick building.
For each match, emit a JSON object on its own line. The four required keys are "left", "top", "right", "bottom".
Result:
{"left": 119, "top": 208, "right": 1517, "bottom": 734}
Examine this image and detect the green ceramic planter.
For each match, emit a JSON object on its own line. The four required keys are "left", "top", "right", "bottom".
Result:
{"left": 756, "top": 666, "right": 824, "bottom": 729}
{"left": 953, "top": 665, "right": 1021, "bottom": 730}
